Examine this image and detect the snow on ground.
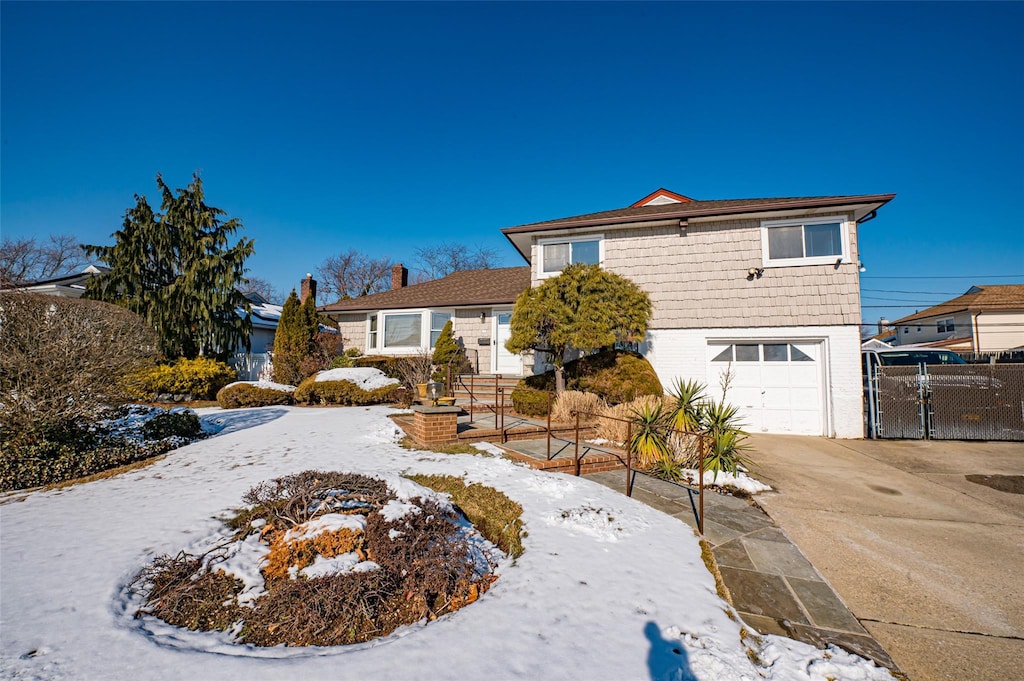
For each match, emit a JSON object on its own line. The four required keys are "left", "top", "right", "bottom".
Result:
{"left": 0, "top": 406, "right": 893, "bottom": 681}
{"left": 222, "top": 380, "right": 296, "bottom": 393}
{"left": 313, "top": 367, "right": 400, "bottom": 390}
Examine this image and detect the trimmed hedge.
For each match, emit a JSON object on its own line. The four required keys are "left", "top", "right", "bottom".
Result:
{"left": 510, "top": 384, "right": 552, "bottom": 417}
{"left": 217, "top": 384, "right": 295, "bottom": 409}
{"left": 126, "top": 357, "right": 238, "bottom": 401}
{"left": 293, "top": 376, "right": 398, "bottom": 406}
{"left": 353, "top": 355, "right": 405, "bottom": 380}
{"left": 524, "top": 349, "right": 662, "bottom": 405}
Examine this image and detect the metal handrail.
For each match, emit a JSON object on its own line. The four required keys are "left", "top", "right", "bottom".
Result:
{"left": 569, "top": 408, "right": 707, "bottom": 535}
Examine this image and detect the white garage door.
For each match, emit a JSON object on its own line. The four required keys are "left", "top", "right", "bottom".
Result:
{"left": 707, "top": 341, "right": 823, "bottom": 435}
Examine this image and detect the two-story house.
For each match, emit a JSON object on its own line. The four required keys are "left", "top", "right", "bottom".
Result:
{"left": 891, "top": 284, "right": 1024, "bottom": 352}
{"left": 501, "top": 189, "right": 895, "bottom": 438}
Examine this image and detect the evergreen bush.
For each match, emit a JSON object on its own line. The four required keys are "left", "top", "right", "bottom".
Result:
{"left": 293, "top": 377, "right": 397, "bottom": 406}
{"left": 510, "top": 384, "right": 552, "bottom": 417}
{"left": 126, "top": 357, "right": 237, "bottom": 400}
{"left": 216, "top": 383, "right": 295, "bottom": 409}
{"left": 142, "top": 411, "right": 202, "bottom": 440}
{"left": 430, "top": 320, "right": 471, "bottom": 382}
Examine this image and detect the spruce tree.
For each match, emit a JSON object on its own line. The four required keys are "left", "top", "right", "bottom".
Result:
{"left": 84, "top": 173, "right": 254, "bottom": 360}
{"left": 505, "top": 263, "right": 651, "bottom": 392}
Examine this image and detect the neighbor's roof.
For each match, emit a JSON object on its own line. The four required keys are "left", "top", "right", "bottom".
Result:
{"left": 318, "top": 266, "right": 531, "bottom": 313}
{"left": 501, "top": 192, "right": 895, "bottom": 261}
{"left": 893, "top": 284, "right": 1024, "bottom": 324}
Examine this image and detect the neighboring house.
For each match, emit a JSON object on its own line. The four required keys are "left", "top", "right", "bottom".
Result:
{"left": 0, "top": 264, "right": 108, "bottom": 297}
{"left": 890, "top": 284, "right": 1024, "bottom": 352}
{"left": 501, "top": 188, "right": 895, "bottom": 438}
{"left": 320, "top": 265, "right": 531, "bottom": 375}
{"left": 5, "top": 264, "right": 314, "bottom": 357}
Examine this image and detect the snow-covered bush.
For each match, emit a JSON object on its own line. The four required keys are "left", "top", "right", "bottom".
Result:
{"left": 217, "top": 381, "right": 295, "bottom": 409}
{"left": 294, "top": 368, "right": 399, "bottom": 406}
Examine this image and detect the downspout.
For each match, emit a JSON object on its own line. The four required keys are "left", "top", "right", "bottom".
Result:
{"left": 972, "top": 312, "right": 982, "bottom": 353}
{"left": 856, "top": 209, "right": 878, "bottom": 226}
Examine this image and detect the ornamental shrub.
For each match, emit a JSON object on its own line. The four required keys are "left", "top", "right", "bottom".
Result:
{"left": 353, "top": 355, "right": 405, "bottom": 379}
{"left": 524, "top": 349, "right": 662, "bottom": 405}
{"left": 293, "top": 377, "right": 397, "bottom": 406}
{"left": 216, "top": 383, "right": 295, "bottom": 409}
{"left": 125, "top": 357, "right": 237, "bottom": 400}
{"left": 430, "top": 320, "right": 471, "bottom": 382}
{"left": 510, "top": 384, "right": 552, "bottom": 417}
{"left": 142, "top": 411, "right": 202, "bottom": 440}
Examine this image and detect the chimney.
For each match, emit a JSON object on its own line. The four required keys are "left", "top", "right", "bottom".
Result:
{"left": 391, "top": 263, "right": 408, "bottom": 290}
{"left": 300, "top": 273, "right": 317, "bottom": 305}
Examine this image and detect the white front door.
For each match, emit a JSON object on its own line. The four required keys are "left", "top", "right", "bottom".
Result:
{"left": 707, "top": 341, "right": 824, "bottom": 435}
{"left": 493, "top": 311, "right": 521, "bottom": 375}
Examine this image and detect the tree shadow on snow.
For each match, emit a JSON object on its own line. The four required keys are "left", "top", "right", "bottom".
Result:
{"left": 201, "top": 408, "right": 288, "bottom": 436}
{"left": 646, "top": 621, "right": 697, "bottom": 681}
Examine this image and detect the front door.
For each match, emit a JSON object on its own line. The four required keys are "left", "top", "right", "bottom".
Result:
{"left": 493, "top": 311, "right": 521, "bottom": 375}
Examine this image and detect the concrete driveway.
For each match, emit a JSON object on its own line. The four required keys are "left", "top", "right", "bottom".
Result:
{"left": 746, "top": 435, "right": 1024, "bottom": 681}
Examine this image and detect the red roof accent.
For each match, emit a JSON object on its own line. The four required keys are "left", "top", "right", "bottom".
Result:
{"left": 630, "top": 188, "right": 695, "bottom": 207}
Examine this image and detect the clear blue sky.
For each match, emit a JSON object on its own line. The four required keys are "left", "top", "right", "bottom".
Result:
{"left": 3, "top": 1, "right": 1022, "bottom": 327}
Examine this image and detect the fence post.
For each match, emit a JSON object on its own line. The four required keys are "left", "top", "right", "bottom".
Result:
{"left": 698, "top": 433, "right": 705, "bottom": 535}
{"left": 625, "top": 421, "right": 633, "bottom": 496}
{"left": 546, "top": 392, "right": 552, "bottom": 460}
{"left": 574, "top": 410, "right": 581, "bottom": 476}
{"left": 499, "top": 387, "right": 505, "bottom": 441}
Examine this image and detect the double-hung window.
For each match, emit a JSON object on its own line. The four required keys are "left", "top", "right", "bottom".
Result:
{"left": 368, "top": 314, "right": 378, "bottom": 349}
{"left": 539, "top": 235, "right": 603, "bottom": 277}
{"left": 761, "top": 217, "right": 848, "bottom": 267}
{"left": 430, "top": 312, "right": 451, "bottom": 347}
{"left": 937, "top": 318, "right": 955, "bottom": 334}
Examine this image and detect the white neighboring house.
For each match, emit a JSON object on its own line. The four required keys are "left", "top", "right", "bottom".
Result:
{"left": 890, "top": 284, "right": 1024, "bottom": 353}
{"left": 501, "top": 188, "right": 896, "bottom": 438}
{"left": 0, "top": 264, "right": 108, "bottom": 297}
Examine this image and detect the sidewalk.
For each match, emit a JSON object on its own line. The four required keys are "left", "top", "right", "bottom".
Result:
{"left": 584, "top": 470, "right": 901, "bottom": 674}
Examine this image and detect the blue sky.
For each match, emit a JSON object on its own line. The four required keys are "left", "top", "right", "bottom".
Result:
{"left": 2, "top": 1, "right": 1022, "bottom": 326}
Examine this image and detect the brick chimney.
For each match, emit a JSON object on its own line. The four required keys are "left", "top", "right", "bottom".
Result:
{"left": 391, "top": 263, "right": 408, "bottom": 290}
{"left": 300, "top": 273, "right": 317, "bottom": 305}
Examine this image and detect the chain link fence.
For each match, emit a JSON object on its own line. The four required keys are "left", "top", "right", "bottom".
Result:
{"left": 871, "top": 364, "right": 1024, "bottom": 441}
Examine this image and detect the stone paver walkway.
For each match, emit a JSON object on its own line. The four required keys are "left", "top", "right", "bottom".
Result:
{"left": 584, "top": 470, "right": 901, "bottom": 674}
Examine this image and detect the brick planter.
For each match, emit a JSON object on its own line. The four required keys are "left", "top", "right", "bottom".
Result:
{"left": 411, "top": 405, "right": 461, "bottom": 445}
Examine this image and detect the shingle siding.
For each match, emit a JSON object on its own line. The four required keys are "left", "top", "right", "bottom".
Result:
{"left": 590, "top": 213, "right": 861, "bottom": 329}
{"left": 337, "top": 314, "right": 366, "bottom": 352}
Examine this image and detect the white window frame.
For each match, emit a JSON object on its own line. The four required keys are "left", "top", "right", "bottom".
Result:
{"left": 365, "top": 308, "right": 454, "bottom": 354}
{"left": 536, "top": 233, "right": 605, "bottom": 279}
{"left": 937, "top": 318, "right": 955, "bottom": 334}
{"left": 760, "top": 216, "right": 850, "bottom": 268}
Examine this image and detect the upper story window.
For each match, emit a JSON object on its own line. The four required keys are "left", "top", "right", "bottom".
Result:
{"left": 539, "top": 235, "right": 603, "bottom": 277}
{"left": 761, "top": 216, "right": 849, "bottom": 267}
{"left": 937, "top": 318, "right": 955, "bottom": 333}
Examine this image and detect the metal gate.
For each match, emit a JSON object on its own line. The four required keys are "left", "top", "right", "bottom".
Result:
{"left": 868, "top": 364, "right": 1024, "bottom": 441}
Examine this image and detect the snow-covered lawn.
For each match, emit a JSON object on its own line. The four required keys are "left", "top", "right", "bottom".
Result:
{"left": 0, "top": 406, "right": 893, "bottom": 680}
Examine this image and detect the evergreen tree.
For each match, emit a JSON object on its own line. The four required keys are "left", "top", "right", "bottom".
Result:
{"left": 84, "top": 173, "right": 254, "bottom": 360}
{"left": 431, "top": 320, "right": 468, "bottom": 382}
{"left": 273, "top": 290, "right": 307, "bottom": 385}
{"left": 505, "top": 263, "right": 652, "bottom": 392}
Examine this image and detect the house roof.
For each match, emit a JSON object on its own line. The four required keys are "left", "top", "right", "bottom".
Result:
{"left": 318, "top": 266, "right": 531, "bottom": 314}
{"left": 501, "top": 192, "right": 896, "bottom": 261}
{"left": 893, "top": 284, "right": 1024, "bottom": 324}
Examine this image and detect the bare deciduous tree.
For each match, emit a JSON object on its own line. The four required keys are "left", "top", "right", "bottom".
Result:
{"left": 316, "top": 250, "right": 393, "bottom": 300}
{"left": 240, "top": 276, "right": 282, "bottom": 304}
{"left": 0, "top": 294, "right": 160, "bottom": 436}
{"left": 0, "top": 234, "right": 87, "bottom": 287}
{"left": 414, "top": 242, "right": 499, "bottom": 281}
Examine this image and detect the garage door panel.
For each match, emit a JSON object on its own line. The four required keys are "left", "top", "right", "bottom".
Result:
{"left": 707, "top": 340, "right": 823, "bottom": 436}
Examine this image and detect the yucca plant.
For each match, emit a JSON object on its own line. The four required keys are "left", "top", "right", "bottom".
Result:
{"left": 628, "top": 401, "right": 671, "bottom": 467}
{"left": 666, "top": 378, "right": 706, "bottom": 433}
{"left": 702, "top": 429, "right": 754, "bottom": 482}
{"left": 650, "top": 452, "right": 686, "bottom": 483}
{"left": 698, "top": 399, "right": 753, "bottom": 482}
